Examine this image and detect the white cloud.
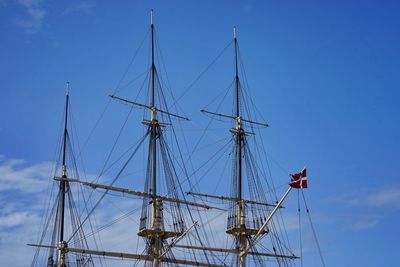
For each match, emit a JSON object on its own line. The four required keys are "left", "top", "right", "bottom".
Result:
{"left": 1, "top": 155, "right": 297, "bottom": 266}
{"left": 0, "top": 156, "right": 53, "bottom": 192}
{"left": 14, "top": 0, "right": 47, "bottom": 34}
{"left": 354, "top": 187, "right": 400, "bottom": 208}
{"left": 334, "top": 185, "right": 400, "bottom": 210}
{"left": 0, "top": 209, "right": 42, "bottom": 266}
{"left": 347, "top": 215, "right": 380, "bottom": 230}
{"left": 243, "top": 4, "right": 253, "bottom": 13}
{"left": 62, "top": 1, "right": 95, "bottom": 16}
{"left": 0, "top": 211, "right": 30, "bottom": 227}
{"left": 0, "top": 156, "right": 46, "bottom": 266}
{"left": 325, "top": 185, "right": 400, "bottom": 231}
{"left": 0, "top": 155, "right": 144, "bottom": 266}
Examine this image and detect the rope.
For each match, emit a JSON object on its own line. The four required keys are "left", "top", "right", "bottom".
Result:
{"left": 297, "top": 190, "right": 303, "bottom": 267}
{"left": 75, "top": 29, "right": 150, "bottom": 164}
{"left": 171, "top": 40, "right": 234, "bottom": 108}
{"left": 66, "top": 131, "right": 149, "bottom": 243}
{"left": 301, "top": 190, "right": 326, "bottom": 267}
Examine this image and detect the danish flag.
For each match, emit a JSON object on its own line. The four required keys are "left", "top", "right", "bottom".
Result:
{"left": 289, "top": 167, "right": 307, "bottom": 189}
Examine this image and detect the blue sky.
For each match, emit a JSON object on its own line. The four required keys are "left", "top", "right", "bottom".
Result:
{"left": 1, "top": 0, "right": 400, "bottom": 266}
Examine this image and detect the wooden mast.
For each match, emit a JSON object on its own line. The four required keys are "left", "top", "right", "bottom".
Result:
{"left": 58, "top": 82, "right": 70, "bottom": 267}
{"left": 149, "top": 9, "right": 162, "bottom": 267}
{"left": 233, "top": 26, "right": 247, "bottom": 267}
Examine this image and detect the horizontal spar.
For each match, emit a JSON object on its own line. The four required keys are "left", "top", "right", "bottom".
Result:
{"left": 186, "top": 191, "right": 281, "bottom": 208}
{"left": 200, "top": 109, "right": 269, "bottom": 127}
{"left": 174, "top": 245, "right": 299, "bottom": 259}
{"left": 55, "top": 177, "right": 222, "bottom": 210}
{"left": 27, "top": 244, "right": 226, "bottom": 267}
{"left": 110, "top": 95, "right": 190, "bottom": 120}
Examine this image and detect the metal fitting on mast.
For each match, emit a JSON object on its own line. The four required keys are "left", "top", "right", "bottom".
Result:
{"left": 61, "top": 165, "right": 67, "bottom": 178}
{"left": 58, "top": 241, "right": 68, "bottom": 267}
{"left": 151, "top": 106, "right": 157, "bottom": 122}
{"left": 236, "top": 116, "right": 242, "bottom": 130}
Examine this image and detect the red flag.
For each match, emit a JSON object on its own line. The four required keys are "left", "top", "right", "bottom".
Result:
{"left": 289, "top": 167, "right": 307, "bottom": 189}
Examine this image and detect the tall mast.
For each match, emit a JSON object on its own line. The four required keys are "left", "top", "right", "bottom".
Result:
{"left": 150, "top": 9, "right": 161, "bottom": 267}
{"left": 60, "top": 83, "right": 69, "bottom": 241}
{"left": 58, "top": 82, "right": 70, "bottom": 267}
{"left": 234, "top": 27, "right": 239, "bottom": 119}
{"left": 233, "top": 27, "right": 246, "bottom": 267}
{"left": 150, "top": 8, "right": 158, "bottom": 216}
{"left": 234, "top": 27, "right": 242, "bottom": 202}
{"left": 106, "top": 11, "right": 207, "bottom": 267}
{"left": 150, "top": 9, "right": 157, "bottom": 202}
{"left": 197, "top": 26, "right": 274, "bottom": 267}
{"left": 151, "top": 9, "right": 155, "bottom": 108}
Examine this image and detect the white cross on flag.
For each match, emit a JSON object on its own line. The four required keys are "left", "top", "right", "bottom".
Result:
{"left": 289, "top": 167, "right": 307, "bottom": 189}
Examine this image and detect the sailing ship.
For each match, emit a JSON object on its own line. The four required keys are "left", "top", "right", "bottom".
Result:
{"left": 29, "top": 11, "right": 322, "bottom": 267}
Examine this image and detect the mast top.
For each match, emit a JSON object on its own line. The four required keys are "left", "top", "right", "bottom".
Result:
{"left": 66, "top": 81, "right": 70, "bottom": 96}
{"left": 150, "top": 9, "right": 154, "bottom": 25}
{"left": 233, "top": 26, "right": 237, "bottom": 39}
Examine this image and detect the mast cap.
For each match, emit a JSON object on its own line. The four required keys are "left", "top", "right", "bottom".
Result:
{"left": 66, "top": 81, "right": 70, "bottom": 95}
